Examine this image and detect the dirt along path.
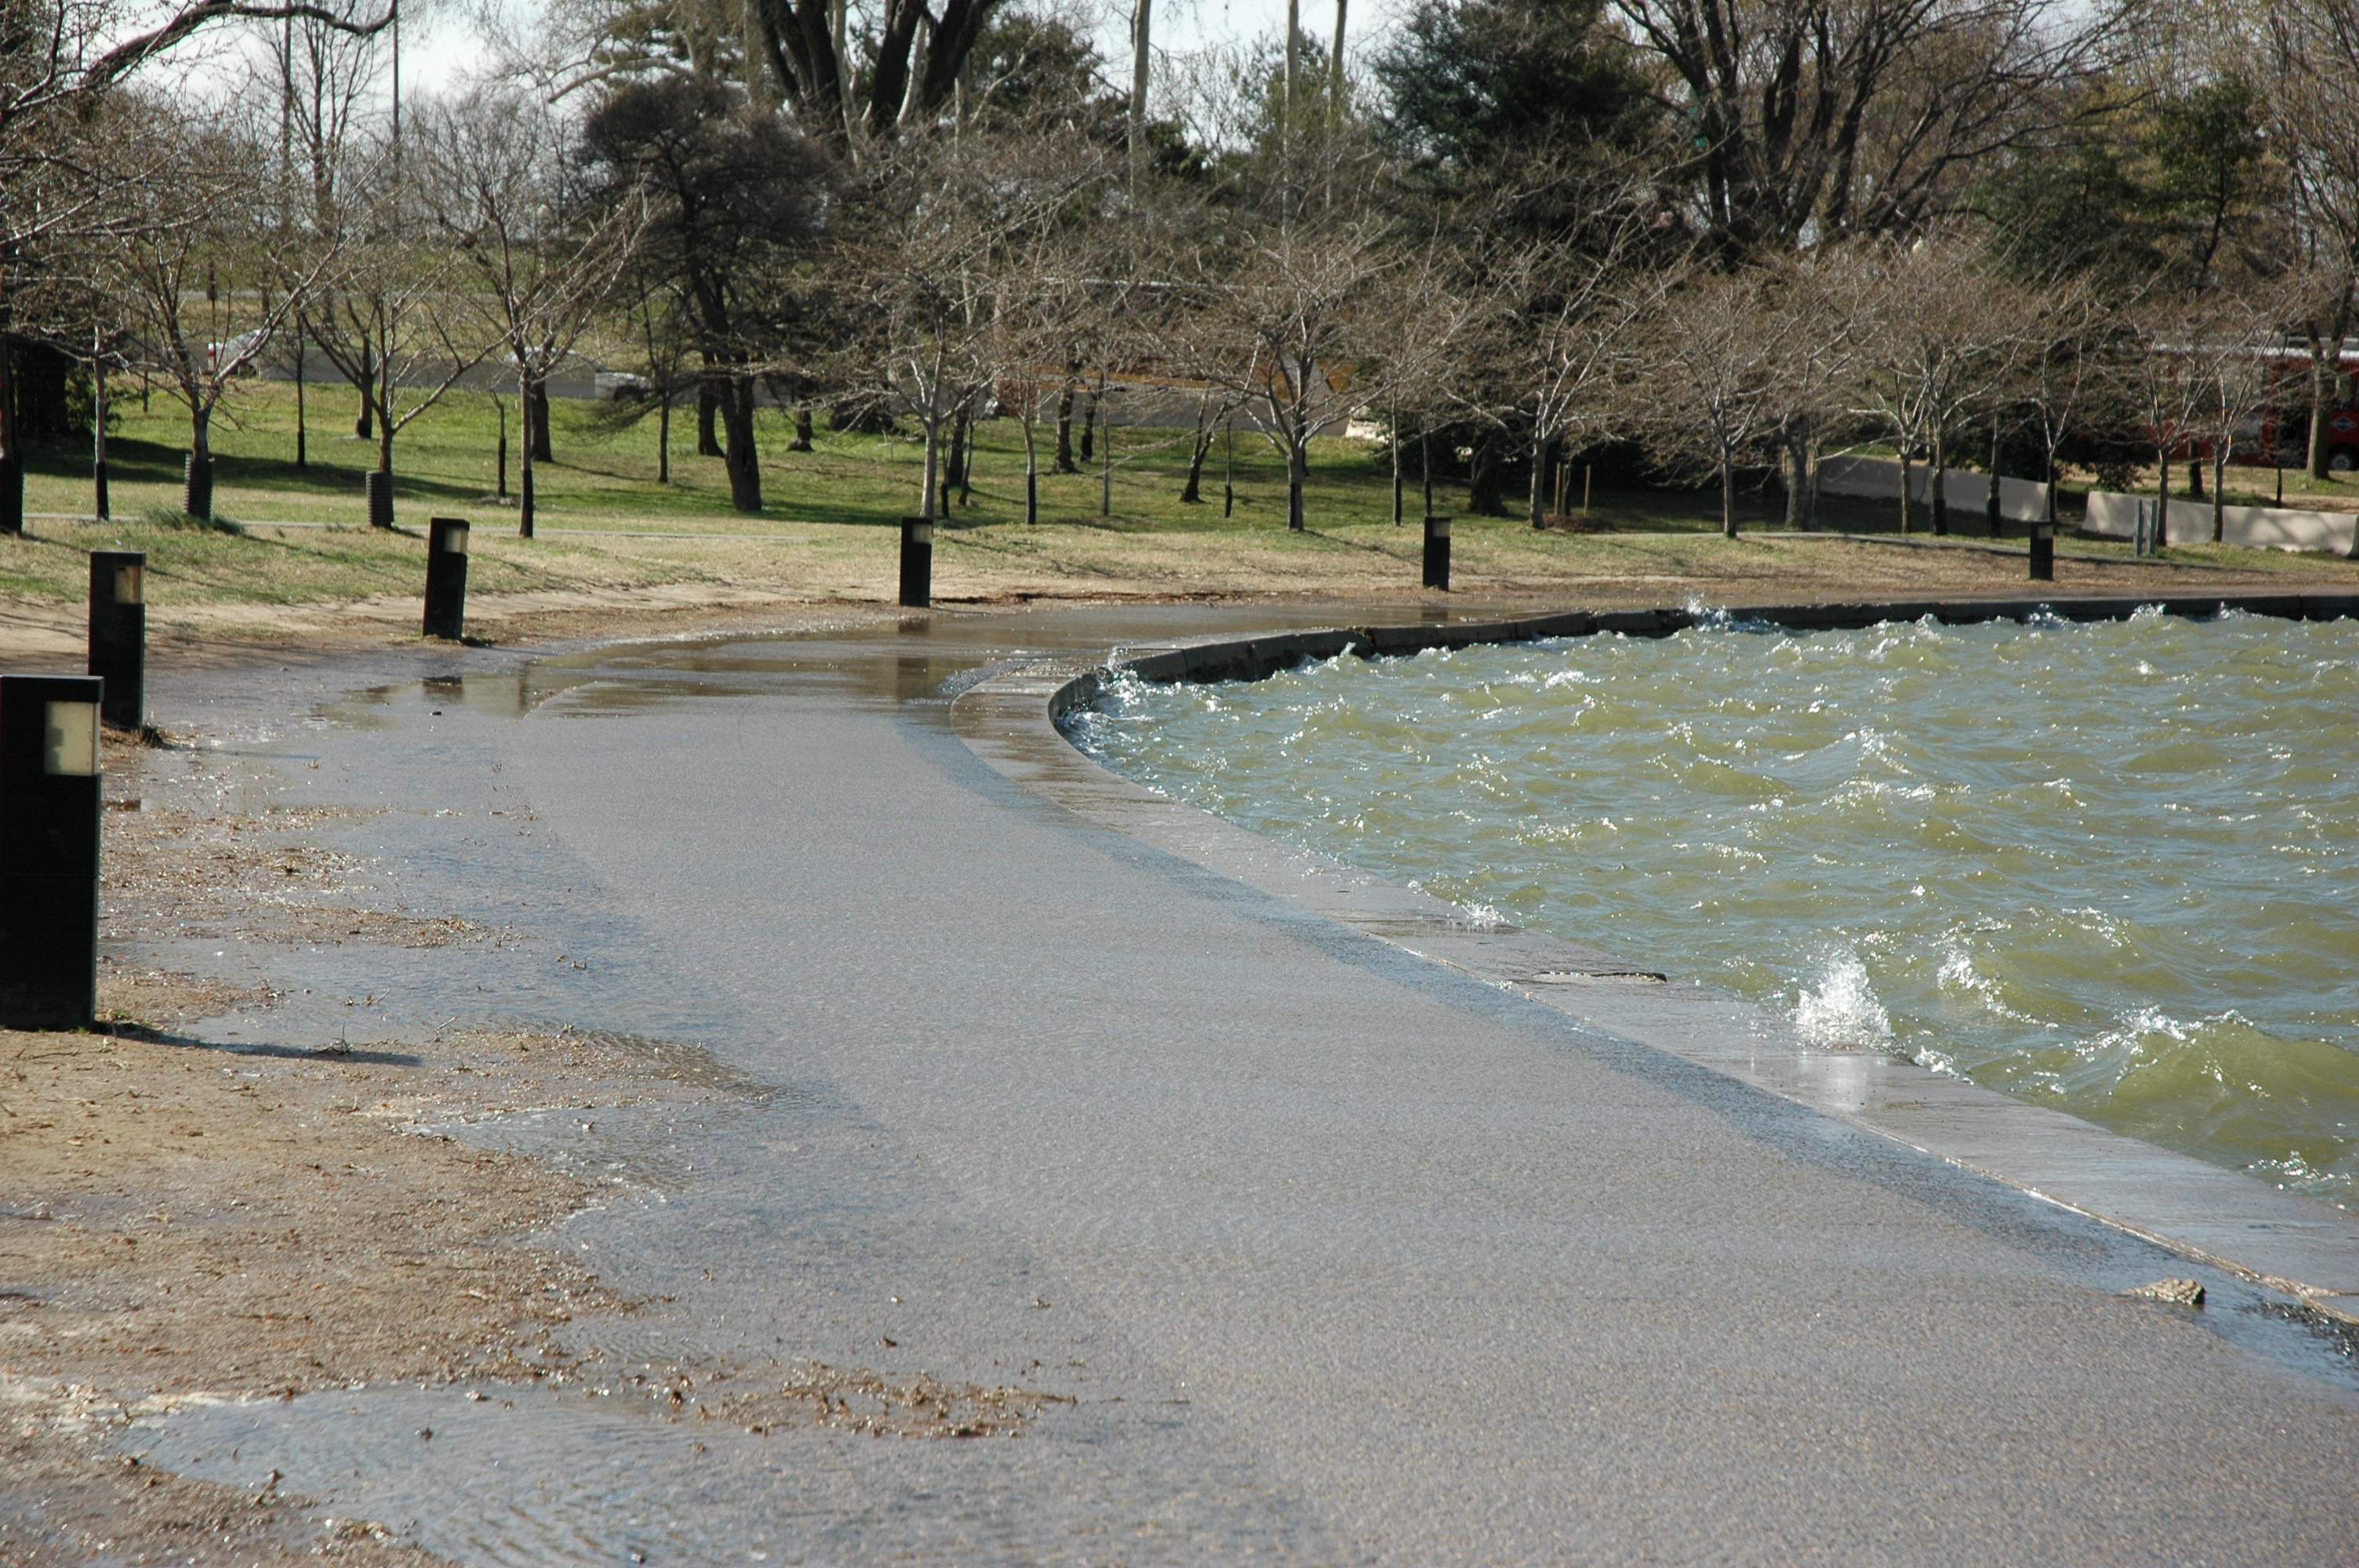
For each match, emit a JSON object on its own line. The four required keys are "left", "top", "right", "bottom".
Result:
{"left": 0, "top": 722, "right": 1043, "bottom": 1566}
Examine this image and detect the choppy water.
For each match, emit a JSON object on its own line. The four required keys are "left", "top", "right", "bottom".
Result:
{"left": 1068, "top": 610, "right": 2359, "bottom": 1210}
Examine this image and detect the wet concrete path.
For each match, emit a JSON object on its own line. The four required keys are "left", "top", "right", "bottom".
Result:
{"left": 123, "top": 605, "right": 2357, "bottom": 1563}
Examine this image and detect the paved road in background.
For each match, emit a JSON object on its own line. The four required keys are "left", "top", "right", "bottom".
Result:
{"left": 131, "top": 608, "right": 2357, "bottom": 1564}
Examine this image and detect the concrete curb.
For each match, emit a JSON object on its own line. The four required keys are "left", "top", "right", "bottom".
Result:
{"left": 951, "top": 593, "right": 2359, "bottom": 1325}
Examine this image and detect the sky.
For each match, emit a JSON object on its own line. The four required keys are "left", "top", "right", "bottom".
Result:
{"left": 393, "top": 0, "right": 1390, "bottom": 101}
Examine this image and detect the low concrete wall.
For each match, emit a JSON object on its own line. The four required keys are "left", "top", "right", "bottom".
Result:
{"left": 1816, "top": 455, "right": 2053, "bottom": 521}
{"left": 2083, "top": 491, "right": 2357, "bottom": 554}
{"left": 1100, "top": 593, "right": 2357, "bottom": 689}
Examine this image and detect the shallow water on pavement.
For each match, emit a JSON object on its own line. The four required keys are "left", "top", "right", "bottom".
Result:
{"left": 1070, "top": 609, "right": 2359, "bottom": 1210}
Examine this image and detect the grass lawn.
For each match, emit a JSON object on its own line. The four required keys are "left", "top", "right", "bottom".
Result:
{"left": 4, "top": 380, "right": 2352, "bottom": 630}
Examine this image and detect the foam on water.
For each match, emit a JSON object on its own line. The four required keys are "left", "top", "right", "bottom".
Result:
{"left": 1067, "top": 614, "right": 2359, "bottom": 1208}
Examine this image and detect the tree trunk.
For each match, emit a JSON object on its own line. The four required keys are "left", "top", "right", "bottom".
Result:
{"left": 2306, "top": 293, "right": 2354, "bottom": 481}
{"left": 1078, "top": 393, "right": 1096, "bottom": 462}
{"left": 92, "top": 350, "right": 108, "bottom": 521}
{"left": 791, "top": 404, "right": 815, "bottom": 452}
{"left": 1931, "top": 429, "right": 1949, "bottom": 536}
{"left": 1022, "top": 415, "right": 1038, "bottom": 525}
{"left": 722, "top": 376, "right": 761, "bottom": 511}
{"left": 1986, "top": 416, "right": 2003, "bottom": 537}
{"left": 2212, "top": 447, "right": 2226, "bottom": 543}
{"left": 2186, "top": 453, "right": 2203, "bottom": 499}
{"left": 519, "top": 376, "right": 538, "bottom": 538}
{"left": 1785, "top": 417, "right": 1813, "bottom": 530}
{"left": 921, "top": 414, "right": 940, "bottom": 519}
{"left": 2153, "top": 448, "right": 2170, "bottom": 553}
{"left": 1421, "top": 428, "right": 1433, "bottom": 519}
{"left": 656, "top": 394, "right": 670, "bottom": 483}
{"left": 697, "top": 379, "right": 723, "bottom": 457}
{"left": 529, "top": 381, "right": 552, "bottom": 463}
{"left": 377, "top": 349, "right": 395, "bottom": 475}
{"left": 944, "top": 405, "right": 969, "bottom": 492}
{"left": 1528, "top": 423, "right": 1549, "bottom": 528}
{"left": 1468, "top": 433, "right": 1505, "bottom": 516}
{"left": 354, "top": 338, "right": 373, "bottom": 439}
{"left": 1182, "top": 420, "right": 1212, "bottom": 503}
{"left": 293, "top": 332, "right": 307, "bottom": 468}
{"left": 1054, "top": 380, "right": 1076, "bottom": 472}
{"left": 1721, "top": 447, "right": 1736, "bottom": 539}
{"left": 1390, "top": 410, "right": 1402, "bottom": 524}
{"left": 1287, "top": 434, "right": 1307, "bottom": 530}
{"left": 1899, "top": 452, "right": 1913, "bottom": 535}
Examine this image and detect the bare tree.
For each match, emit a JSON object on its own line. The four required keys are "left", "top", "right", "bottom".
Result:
{"left": 845, "top": 129, "right": 1111, "bottom": 521}
{"left": 1757, "top": 248, "right": 1869, "bottom": 531}
{"left": 303, "top": 149, "right": 499, "bottom": 526}
{"left": 1176, "top": 210, "right": 1405, "bottom": 532}
{"left": 2263, "top": 2, "right": 2359, "bottom": 478}
{"left": 99, "top": 96, "right": 335, "bottom": 520}
{"left": 2181, "top": 283, "right": 2294, "bottom": 543}
{"left": 747, "top": 0, "right": 1009, "bottom": 144}
{"left": 1641, "top": 263, "right": 1783, "bottom": 537}
{"left": 1847, "top": 238, "right": 2024, "bottom": 535}
{"left": 583, "top": 76, "right": 831, "bottom": 513}
{"left": 2119, "top": 289, "right": 2222, "bottom": 554}
{"left": 976, "top": 194, "right": 1110, "bottom": 526}
{"left": 1610, "top": 0, "right": 2126, "bottom": 256}
{"left": 0, "top": 0, "right": 387, "bottom": 518}
{"left": 418, "top": 87, "right": 647, "bottom": 538}
{"left": 1469, "top": 222, "right": 1659, "bottom": 528}
{"left": 2012, "top": 271, "right": 2114, "bottom": 530}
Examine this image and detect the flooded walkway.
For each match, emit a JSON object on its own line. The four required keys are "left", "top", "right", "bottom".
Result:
{"left": 120, "top": 604, "right": 2359, "bottom": 1563}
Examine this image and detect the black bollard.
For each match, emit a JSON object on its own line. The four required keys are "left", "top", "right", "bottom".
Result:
{"left": 0, "top": 455, "right": 23, "bottom": 536}
{"left": 900, "top": 516, "right": 933, "bottom": 609}
{"left": 365, "top": 470, "right": 394, "bottom": 530}
{"left": 87, "top": 550, "right": 144, "bottom": 731}
{"left": 2028, "top": 521, "right": 2055, "bottom": 583}
{"left": 423, "top": 517, "right": 470, "bottom": 640}
{"left": 1423, "top": 514, "right": 1452, "bottom": 592}
{"left": 183, "top": 453, "right": 213, "bottom": 521}
{"left": 0, "top": 674, "right": 104, "bottom": 1029}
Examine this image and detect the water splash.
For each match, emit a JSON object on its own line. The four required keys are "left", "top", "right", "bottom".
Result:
{"left": 1794, "top": 947, "right": 1894, "bottom": 1049}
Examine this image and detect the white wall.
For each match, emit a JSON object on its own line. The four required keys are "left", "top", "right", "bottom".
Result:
{"left": 2081, "top": 492, "right": 2356, "bottom": 554}
{"left": 1816, "top": 454, "right": 2053, "bottom": 521}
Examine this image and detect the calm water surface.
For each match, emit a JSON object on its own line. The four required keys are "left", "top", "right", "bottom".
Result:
{"left": 1070, "top": 611, "right": 2359, "bottom": 1210}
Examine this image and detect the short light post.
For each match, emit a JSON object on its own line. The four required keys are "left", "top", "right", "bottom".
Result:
{"left": 2028, "top": 521, "right": 2055, "bottom": 583}
{"left": 0, "top": 674, "right": 104, "bottom": 1029}
{"left": 423, "top": 517, "right": 469, "bottom": 640}
{"left": 900, "top": 516, "right": 933, "bottom": 609}
{"left": 87, "top": 551, "right": 144, "bottom": 731}
{"left": 1423, "top": 514, "right": 1452, "bottom": 592}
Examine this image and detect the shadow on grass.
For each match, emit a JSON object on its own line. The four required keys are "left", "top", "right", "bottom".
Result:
{"left": 22, "top": 435, "right": 493, "bottom": 508}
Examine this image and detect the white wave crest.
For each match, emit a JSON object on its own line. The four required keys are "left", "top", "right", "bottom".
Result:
{"left": 1795, "top": 948, "right": 1894, "bottom": 1049}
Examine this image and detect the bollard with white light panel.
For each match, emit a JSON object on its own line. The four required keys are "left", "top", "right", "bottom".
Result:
{"left": 0, "top": 674, "right": 104, "bottom": 1029}
{"left": 1423, "top": 515, "right": 1452, "bottom": 592}
{"left": 88, "top": 550, "right": 144, "bottom": 731}
{"left": 900, "top": 517, "right": 933, "bottom": 609}
{"left": 424, "top": 517, "right": 470, "bottom": 640}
